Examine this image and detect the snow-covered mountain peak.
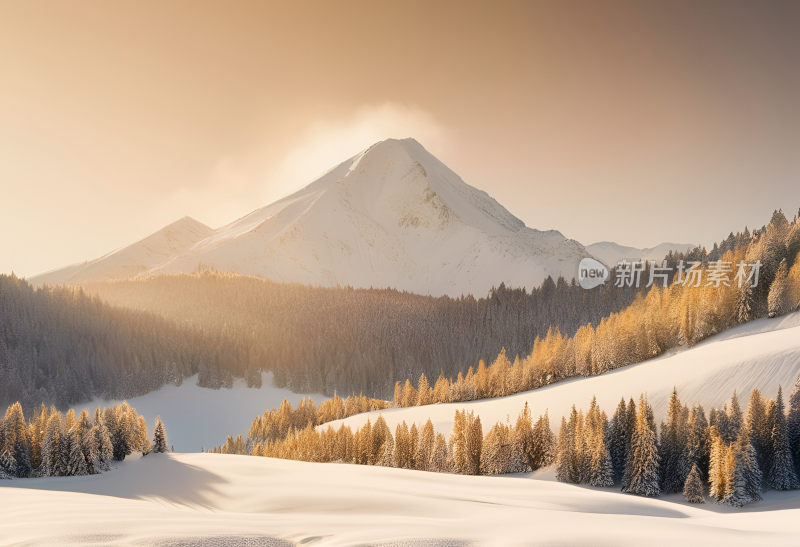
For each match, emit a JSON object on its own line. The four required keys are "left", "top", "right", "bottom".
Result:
{"left": 32, "top": 139, "right": 591, "bottom": 296}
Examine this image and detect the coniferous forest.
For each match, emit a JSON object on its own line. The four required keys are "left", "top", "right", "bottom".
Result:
{"left": 0, "top": 276, "right": 256, "bottom": 411}
{"left": 211, "top": 376, "right": 800, "bottom": 508}
{"left": 0, "top": 401, "right": 168, "bottom": 479}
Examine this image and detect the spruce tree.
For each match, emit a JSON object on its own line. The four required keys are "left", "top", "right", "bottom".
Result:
{"left": 683, "top": 463, "right": 705, "bottom": 503}
{"left": 609, "top": 398, "right": 629, "bottom": 483}
{"left": 787, "top": 376, "right": 800, "bottom": 476}
{"left": 660, "top": 388, "right": 690, "bottom": 494}
{"left": 623, "top": 395, "right": 660, "bottom": 497}
{"left": 66, "top": 429, "right": 88, "bottom": 476}
{"left": 152, "top": 416, "right": 168, "bottom": 454}
{"left": 768, "top": 387, "right": 800, "bottom": 490}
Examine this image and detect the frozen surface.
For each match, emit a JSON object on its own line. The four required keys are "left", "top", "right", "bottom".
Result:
{"left": 71, "top": 373, "right": 323, "bottom": 452}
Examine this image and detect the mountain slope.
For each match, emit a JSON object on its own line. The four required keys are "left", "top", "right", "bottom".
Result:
{"left": 586, "top": 241, "right": 696, "bottom": 268}
{"left": 32, "top": 139, "right": 590, "bottom": 296}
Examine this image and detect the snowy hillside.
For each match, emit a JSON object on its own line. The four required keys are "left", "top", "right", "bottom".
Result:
{"left": 586, "top": 241, "right": 696, "bottom": 268}
{"left": 71, "top": 373, "right": 323, "bottom": 452}
{"left": 330, "top": 312, "right": 800, "bottom": 436}
{"left": 3, "top": 452, "right": 800, "bottom": 546}
{"left": 31, "top": 138, "right": 590, "bottom": 297}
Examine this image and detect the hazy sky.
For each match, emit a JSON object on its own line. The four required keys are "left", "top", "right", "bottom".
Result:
{"left": 2, "top": 1, "right": 799, "bottom": 277}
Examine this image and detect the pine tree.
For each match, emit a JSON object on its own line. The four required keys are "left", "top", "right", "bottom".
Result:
{"left": 623, "top": 395, "right": 660, "bottom": 497}
{"left": 416, "top": 373, "right": 433, "bottom": 406}
{"left": 589, "top": 431, "right": 614, "bottom": 487}
{"left": 416, "top": 419, "right": 435, "bottom": 471}
{"left": 0, "top": 449, "right": 16, "bottom": 479}
{"left": 787, "top": 375, "right": 800, "bottom": 477}
{"left": 430, "top": 433, "right": 449, "bottom": 472}
{"left": 683, "top": 463, "right": 705, "bottom": 503}
{"left": 660, "top": 388, "right": 690, "bottom": 494}
{"left": 620, "top": 397, "right": 637, "bottom": 490}
{"left": 41, "top": 413, "right": 65, "bottom": 477}
{"left": 464, "top": 412, "right": 482, "bottom": 475}
{"left": 768, "top": 259, "right": 790, "bottom": 318}
{"left": 451, "top": 410, "right": 467, "bottom": 472}
{"left": 608, "top": 398, "right": 629, "bottom": 483}
{"left": 152, "top": 416, "right": 168, "bottom": 454}
{"left": 686, "top": 405, "right": 709, "bottom": 478}
{"left": 745, "top": 389, "right": 770, "bottom": 474}
{"left": 2, "top": 402, "right": 31, "bottom": 478}
{"left": 66, "top": 429, "right": 88, "bottom": 476}
{"left": 708, "top": 426, "right": 729, "bottom": 502}
{"left": 768, "top": 386, "right": 800, "bottom": 490}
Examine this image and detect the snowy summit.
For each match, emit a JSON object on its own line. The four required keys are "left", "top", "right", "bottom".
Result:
{"left": 33, "top": 138, "right": 590, "bottom": 297}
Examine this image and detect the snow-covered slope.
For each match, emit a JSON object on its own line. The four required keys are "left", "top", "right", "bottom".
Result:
{"left": 33, "top": 216, "right": 213, "bottom": 285}
{"left": 586, "top": 241, "right": 696, "bottom": 268}
{"left": 330, "top": 312, "right": 800, "bottom": 437}
{"left": 32, "top": 138, "right": 590, "bottom": 296}
{"left": 71, "top": 372, "right": 323, "bottom": 452}
{"left": 2, "top": 452, "right": 800, "bottom": 546}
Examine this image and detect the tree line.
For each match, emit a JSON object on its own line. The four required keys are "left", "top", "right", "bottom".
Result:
{"left": 210, "top": 403, "right": 556, "bottom": 477}
{"left": 210, "top": 375, "right": 800, "bottom": 509}
{"left": 390, "top": 210, "right": 800, "bottom": 409}
{"left": 554, "top": 381, "right": 800, "bottom": 507}
{"left": 0, "top": 401, "right": 168, "bottom": 480}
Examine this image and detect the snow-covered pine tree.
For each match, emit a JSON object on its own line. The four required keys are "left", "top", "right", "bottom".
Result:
{"left": 745, "top": 388, "right": 769, "bottom": 474}
{"left": 728, "top": 391, "right": 743, "bottom": 440}
{"left": 66, "top": 428, "right": 88, "bottom": 476}
{"left": 768, "top": 258, "right": 790, "bottom": 318}
{"left": 555, "top": 416, "right": 574, "bottom": 483}
{"left": 660, "top": 388, "right": 690, "bottom": 494}
{"left": 450, "top": 410, "right": 466, "bottom": 472}
{"left": 41, "top": 413, "right": 65, "bottom": 477}
{"left": 735, "top": 281, "right": 753, "bottom": 323}
{"left": 589, "top": 431, "right": 614, "bottom": 487}
{"left": 2, "top": 402, "right": 31, "bottom": 478}
{"left": 512, "top": 403, "right": 535, "bottom": 472}
{"left": 151, "top": 416, "right": 168, "bottom": 454}
{"left": 430, "top": 433, "right": 449, "bottom": 472}
{"left": 531, "top": 412, "right": 555, "bottom": 470}
{"left": 465, "top": 412, "right": 482, "bottom": 475}
{"left": 623, "top": 395, "right": 660, "bottom": 497}
{"left": 683, "top": 463, "right": 705, "bottom": 503}
{"left": 686, "top": 405, "right": 709, "bottom": 478}
{"left": 620, "top": 397, "right": 637, "bottom": 491}
{"left": 416, "top": 373, "right": 433, "bottom": 406}
{"left": 137, "top": 416, "right": 150, "bottom": 456}
{"left": 377, "top": 434, "right": 395, "bottom": 467}
{"left": 787, "top": 375, "right": 800, "bottom": 477}
{"left": 768, "top": 386, "right": 800, "bottom": 490}
{"left": 708, "top": 426, "right": 729, "bottom": 502}
{"left": 608, "top": 398, "right": 629, "bottom": 483}
{"left": 0, "top": 449, "right": 16, "bottom": 479}
{"left": 726, "top": 431, "right": 762, "bottom": 507}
